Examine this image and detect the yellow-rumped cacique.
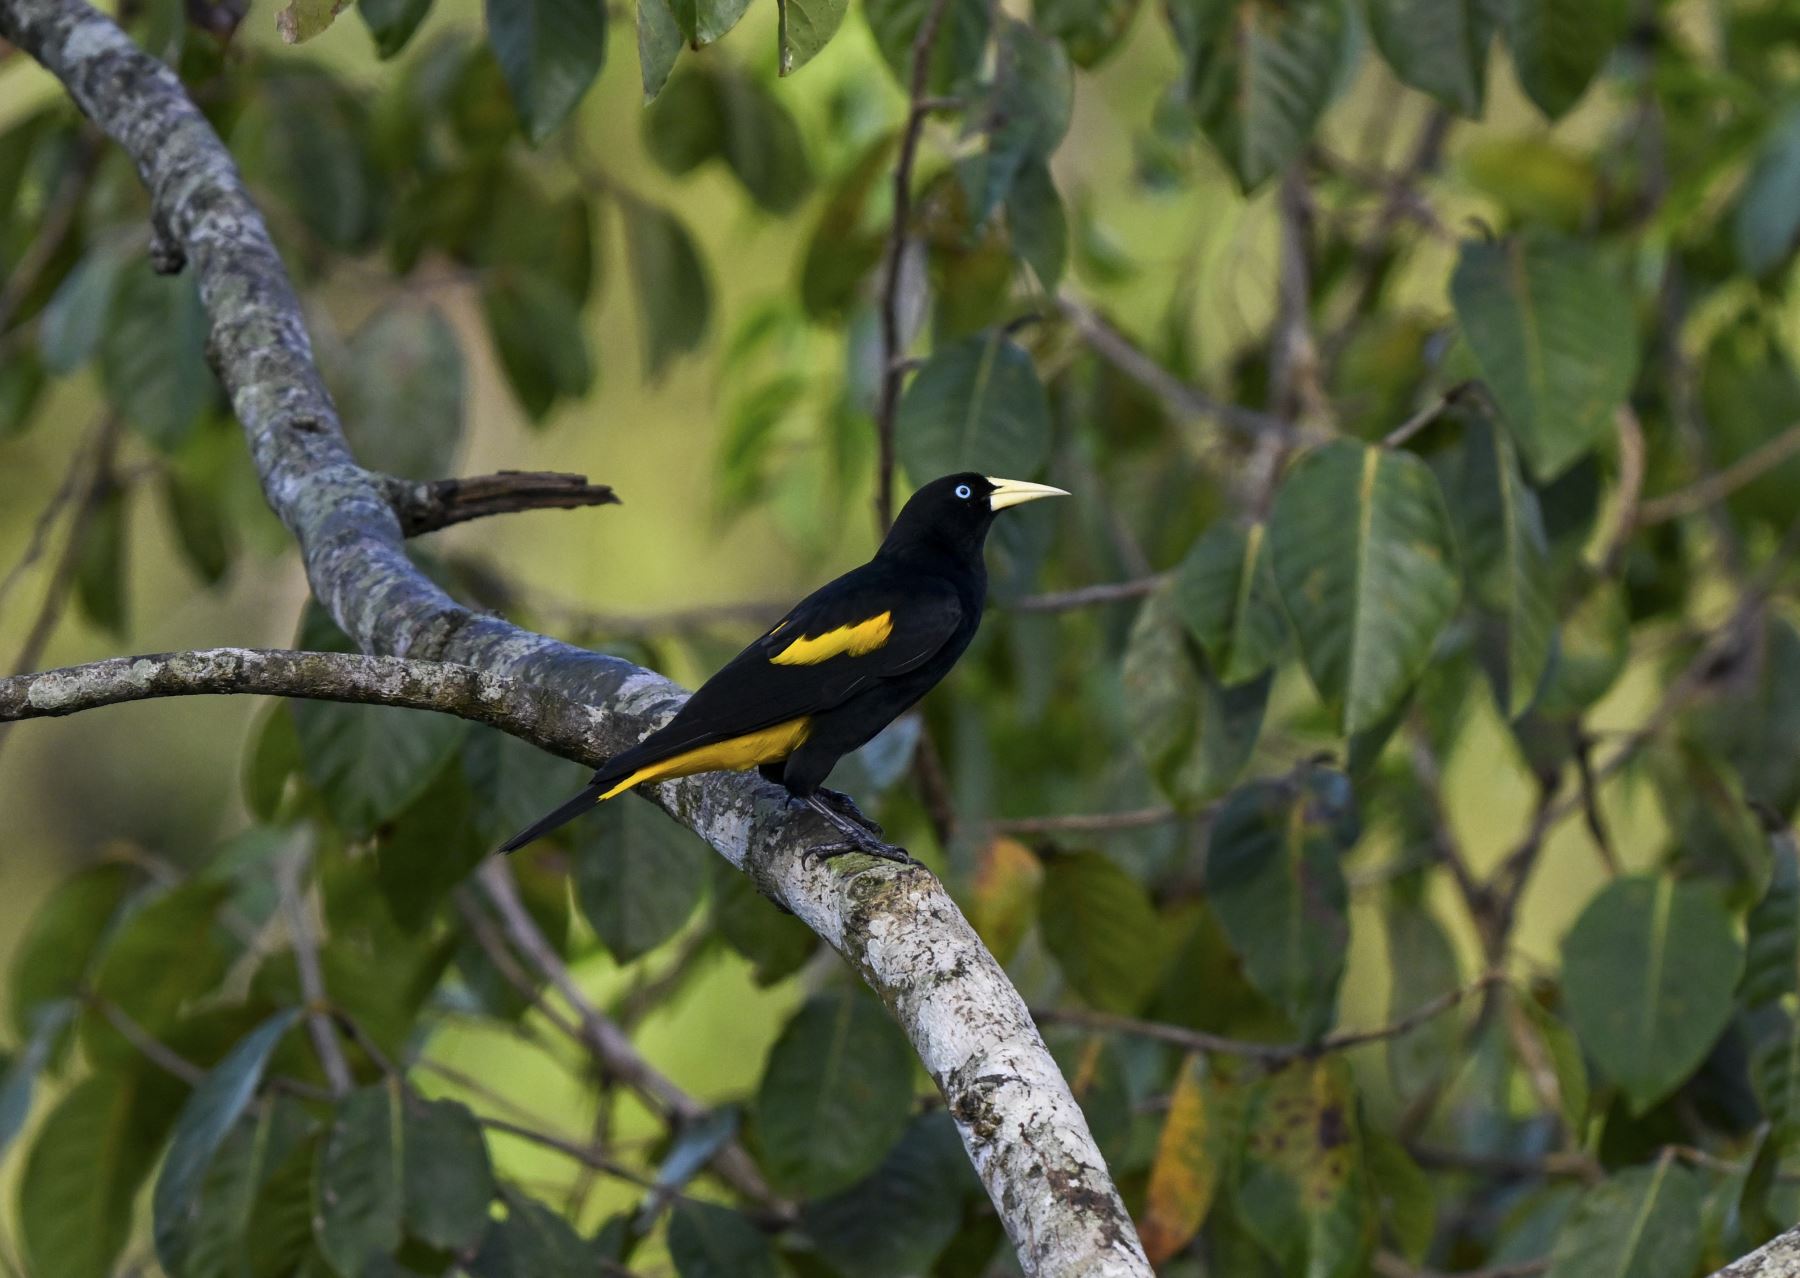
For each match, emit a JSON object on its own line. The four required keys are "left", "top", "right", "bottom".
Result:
{"left": 499, "top": 473, "right": 1068, "bottom": 861}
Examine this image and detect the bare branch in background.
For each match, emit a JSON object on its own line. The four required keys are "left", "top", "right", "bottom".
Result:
{"left": 277, "top": 845, "right": 354, "bottom": 1096}
{"left": 385, "top": 470, "right": 620, "bottom": 538}
{"left": 1037, "top": 971, "right": 1504, "bottom": 1063}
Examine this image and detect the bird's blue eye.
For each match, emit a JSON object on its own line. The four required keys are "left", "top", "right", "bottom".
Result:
{"left": 955, "top": 484, "right": 972, "bottom": 499}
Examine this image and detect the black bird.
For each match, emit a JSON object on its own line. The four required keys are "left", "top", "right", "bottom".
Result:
{"left": 499, "top": 473, "right": 1068, "bottom": 860}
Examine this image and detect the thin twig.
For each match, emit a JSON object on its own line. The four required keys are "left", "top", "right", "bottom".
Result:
{"left": 872, "top": 0, "right": 956, "bottom": 531}
{"left": 89, "top": 993, "right": 206, "bottom": 1085}
{"left": 991, "top": 806, "right": 1179, "bottom": 836}
{"left": 1010, "top": 575, "right": 1169, "bottom": 613}
{"left": 278, "top": 845, "right": 353, "bottom": 1095}
{"left": 1056, "top": 294, "right": 1296, "bottom": 444}
{"left": 474, "top": 859, "right": 780, "bottom": 1207}
{"left": 1570, "top": 725, "right": 1621, "bottom": 877}
{"left": 384, "top": 470, "right": 620, "bottom": 538}
{"left": 1636, "top": 420, "right": 1800, "bottom": 527}
{"left": 0, "top": 128, "right": 100, "bottom": 333}
{"left": 1382, "top": 380, "right": 1478, "bottom": 450}
{"left": 1602, "top": 404, "right": 1647, "bottom": 572}
{"left": 0, "top": 422, "right": 102, "bottom": 619}
{"left": 1036, "top": 971, "right": 1502, "bottom": 1063}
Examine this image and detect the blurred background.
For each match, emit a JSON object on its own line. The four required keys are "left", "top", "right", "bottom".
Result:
{"left": 3, "top": 0, "right": 1800, "bottom": 1273}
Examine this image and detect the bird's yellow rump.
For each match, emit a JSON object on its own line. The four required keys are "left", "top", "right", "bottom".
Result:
{"left": 768, "top": 612, "right": 894, "bottom": 665}
{"left": 596, "top": 717, "right": 814, "bottom": 800}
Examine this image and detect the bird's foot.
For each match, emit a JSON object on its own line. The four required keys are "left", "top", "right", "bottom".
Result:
{"left": 801, "top": 794, "right": 915, "bottom": 866}
{"left": 814, "top": 787, "right": 884, "bottom": 838}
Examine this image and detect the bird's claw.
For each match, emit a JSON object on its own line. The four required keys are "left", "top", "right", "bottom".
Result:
{"left": 802, "top": 838, "right": 917, "bottom": 867}
{"left": 815, "top": 787, "right": 884, "bottom": 837}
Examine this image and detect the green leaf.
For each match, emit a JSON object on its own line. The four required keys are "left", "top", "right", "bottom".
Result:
{"left": 337, "top": 303, "right": 465, "bottom": 481}
{"left": 1172, "top": 521, "right": 1287, "bottom": 685}
{"left": 359, "top": 0, "right": 433, "bottom": 55}
{"left": 153, "top": 1009, "right": 300, "bottom": 1274}
{"left": 402, "top": 1097, "right": 495, "bottom": 1252}
{"left": 469, "top": 1188, "right": 590, "bottom": 1276}
{"left": 713, "top": 863, "right": 820, "bottom": 984}
{"left": 863, "top": 0, "right": 991, "bottom": 95}
{"left": 173, "top": 1098, "right": 315, "bottom": 1278}
{"left": 645, "top": 64, "right": 815, "bottom": 214}
{"left": 800, "top": 1112, "right": 975, "bottom": 1278}
{"left": 84, "top": 879, "right": 232, "bottom": 1067}
{"left": 1504, "top": 0, "right": 1629, "bottom": 120}
{"left": 621, "top": 195, "right": 712, "bottom": 380}
{"left": 73, "top": 480, "right": 128, "bottom": 637}
{"left": 0, "top": 1001, "right": 74, "bottom": 1158}
{"left": 1138, "top": 1054, "right": 1230, "bottom": 1264}
{"left": 1451, "top": 236, "right": 1636, "bottom": 480}
{"left": 778, "top": 0, "right": 849, "bottom": 74}
{"left": 21, "top": 1070, "right": 180, "bottom": 1278}
{"left": 485, "top": 0, "right": 608, "bottom": 144}
{"left": 755, "top": 990, "right": 915, "bottom": 1196}
{"left": 161, "top": 446, "right": 236, "bottom": 587}
{"left": 316, "top": 1081, "right": 405, "bottom": 1276}
{"left": 245, "top": 704, "right": 302, "bottom": 822}
{"left": 1234, "top": 1057, "right": 1374, "bottom": 1278}
{"left": 1451, "top": 418, "right": 1554, "bottom": 717}
{"left": 0, "top": 350, "right": 45, "bottom": 439}
{"left": 668, "top": 1200, "right": 778, "bottom": 1278}
{"left": 100, "top": 262, "right": 214, "bottom": 451}
{"left": 1515, "top": 994, "right": 1589, "bottom": 1141}
{"left": 965, "top": 19, "right": 1073, "bottom": 220}
{"left": 1735, "top": 106, "right": 1800, "bottom": 277}
{"left": 1122, "top": 591, "right": 1269, "bottom": 811}
{"left": 38, "top": 239, "right": 127, "bottom": 373}
{"left": 1005, "top": 158, "right": 1068, "bottom": 293}
{"left": 1165, "top": 0, "right": 1350, "bottom": 191}
{"left": 1743, "top": 826, "right": 1800, "bottom": 1011}
{"left": 1031, "top": 0, "right": 1140, "bottom": 67}
{"left": 277, "top": 0, "right": 347, "bottom": 41}
{"left": 1364, "top": 1125, "right": 1435, "bottom": 1265}
{"left": 1534, "top": 577, "right": 1629, "bottom": 715}
{"left": 1384, "top": 899, "right": 1461, "bottom": 1105}
{"left": 800, "top": 133, "right": 897, "bottom": 321}
{"left": 1545, "top": 1160, "right": 1702, "bottom": 1278}
{"left": 896, "top": 330, "right": 1051, "bottom": 483}
{"left": 462, "top": 727, "right": 592, "bottom": 849}
{"left": 1039, "top": 850, "right": 1165, "bottom": 1012}
{"left": 1561, "top": 876, "right": 1744, "bottom": 1113}
{"left": 291, "top": 697, "right": 469, "bottom": 841}
{"left": 10, "top": 861, "right": 134, "bottom": 1040}
{"left": 1206, "top": 770, "right": 1358, "bottom": 1039}
{"left": 1749, "top": 1010, "right": 1800, "bottom": 1153}
{"left": 480, "top": 269, "right": 594, "bottom": 422}
{"left": 375, "top": 756, "right": 486, "bottom": 930}
{"left": 1366, "top": 0, "right": 1494, "bottom": 116}
{"left": 1268, "top": 440, "right": 1461, "bottom": 736}
{"left": 574, "top": 795, "right": 710, "bottom": 962}
{"left": 248, "top": 69, "right": 381, "bottom": 253}
{"left": 637, "top": 0, "right": 683, "bottom": 101}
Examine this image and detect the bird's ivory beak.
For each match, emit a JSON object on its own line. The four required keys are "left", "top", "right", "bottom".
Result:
{"left": 986, "top": 477, "right": 1070, "bottom": 511}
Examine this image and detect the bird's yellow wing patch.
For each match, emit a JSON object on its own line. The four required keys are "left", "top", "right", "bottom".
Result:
{"left": 768, "top": 612, "right": 894, "bottom": 665}
{"left": 598, "top": 717, "right": 813, "bottom": 800}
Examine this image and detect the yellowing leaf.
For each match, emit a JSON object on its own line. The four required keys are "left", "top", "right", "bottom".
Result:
{"left": 1139, "top": 1053, "right": 1227, "bottom": 1263}
{"left": 966, "top": 837, "right": 1042, "bottom": 963}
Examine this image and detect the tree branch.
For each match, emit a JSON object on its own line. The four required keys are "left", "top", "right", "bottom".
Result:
{"left": 871, "top": 0, "right": 954, "bottom": 531}
{"left": 1714, "top": 1225, "right": 1800, "bottom": 1277}
{"left": 0, "top": 2, "right": 1151, "bottom": 1267}
{"left": 384, "top": 470, "right": 619, "bottom": 538}
{"left": 1037, "top": 972, "right": 1503, "bottom": 1063}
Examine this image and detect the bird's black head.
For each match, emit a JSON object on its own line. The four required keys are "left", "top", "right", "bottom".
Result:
{"left": 879, "top": 473, "right": 1069, "bottom": 563}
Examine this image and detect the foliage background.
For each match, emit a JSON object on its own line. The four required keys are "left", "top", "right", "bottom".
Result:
{"left": 3, "top": 0, "right": 1800, "bottom": 1274}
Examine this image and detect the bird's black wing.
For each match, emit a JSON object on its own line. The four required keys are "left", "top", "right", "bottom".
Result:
{"left": 623, "top": 565, "right": 963, "bottom": 760}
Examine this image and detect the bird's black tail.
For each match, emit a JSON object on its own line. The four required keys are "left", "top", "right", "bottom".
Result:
{"left": 497, "top": 782, "right": 605, "bottom": 854}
